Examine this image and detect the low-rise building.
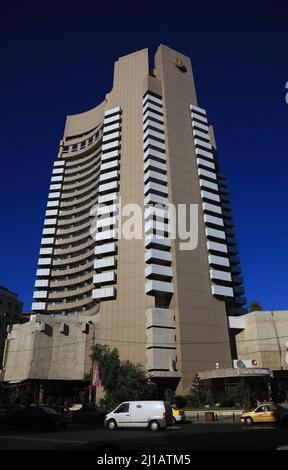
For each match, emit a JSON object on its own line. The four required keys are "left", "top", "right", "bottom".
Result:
{"left": 236, "top": 310, "right": 288, "bottom": 401}
{"left": 1, "top": 313, "right": 96, "bottom": 403}
{"left": 0, "top": 286, "right": 23, "bottom": 369}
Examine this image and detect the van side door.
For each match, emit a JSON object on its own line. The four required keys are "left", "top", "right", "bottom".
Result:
{"left": 113, "top": 403, "right": 131, "bottom": 427}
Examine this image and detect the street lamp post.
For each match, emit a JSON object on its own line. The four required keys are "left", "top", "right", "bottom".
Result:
{"left": 88, "top": 321, "right": 96, "bottom": 404}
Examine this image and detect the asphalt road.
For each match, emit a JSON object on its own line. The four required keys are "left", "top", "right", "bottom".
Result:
{"left": 0, "top": 421, "right": 288, "bottom": 452}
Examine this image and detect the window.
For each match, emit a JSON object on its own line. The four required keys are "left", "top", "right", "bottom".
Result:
{"left": 256, "top": 406, "right": 268, "bottom": 413}
{"left": 114, "top": 403, "right": 129, "bottom": 413}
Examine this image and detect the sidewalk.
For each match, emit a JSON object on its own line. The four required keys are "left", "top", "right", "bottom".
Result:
{"left": 185, "top": 409, "right": 242, "bottom": 423}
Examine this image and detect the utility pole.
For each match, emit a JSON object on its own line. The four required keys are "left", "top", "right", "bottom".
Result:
{"left": 88, "top": 321, "right": 96, "bottom": 404}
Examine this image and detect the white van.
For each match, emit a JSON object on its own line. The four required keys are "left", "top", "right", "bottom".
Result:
{"left": 104, "top": 400, "right": 173, "bottom": 431}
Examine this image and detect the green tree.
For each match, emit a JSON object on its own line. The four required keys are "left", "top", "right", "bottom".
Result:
{"left": 248, "top": 301, "right": 263, "bottom": 312}
{"left": 225, "top": 379, "right": 252, "bottom": 407}
{"left": 164, "top": 389, "right": 176, "bottom": 404}
{"left": 188, "top": 374, "right": 206, "bottom": 406}
{"left": 91, "top": 344, "right": 158, "bottom": 409}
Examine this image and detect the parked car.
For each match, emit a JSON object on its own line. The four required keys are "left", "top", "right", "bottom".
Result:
{"left": 241, "top": 403, "right": 288, "bottom": 425}
{"left": 72, "top": 403, "right": 106, "bottom": 424}
{"left": 0, "top": 405, "right": 25, "bottom": 426}
{"left": 104, "top": 400, "right": 173, "bottom": 431}
{"left": 2, "top": 404, "right": 68, "bottom": 430}
{"left": 171, "top": 404, "right": 186, "bottom": 424}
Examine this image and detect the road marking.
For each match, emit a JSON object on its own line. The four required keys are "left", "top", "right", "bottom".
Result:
{"left": 0, "top": 436, "right": 86, "bottom": 444}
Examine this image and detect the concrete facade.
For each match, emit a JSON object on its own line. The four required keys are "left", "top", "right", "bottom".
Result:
{"left": 1, "top": 314, "right": 94, "bottom": 382}
{"left": 3, "top": 46, "right": 247, "bottom": 395}
{"left": 0, "top": 286, "right": 23, "bottom": 368}
{"left": 236, "top": 310, "right": 288, "bottom": 370}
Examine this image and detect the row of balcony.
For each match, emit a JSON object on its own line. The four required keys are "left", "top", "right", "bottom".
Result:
{"left": 142, "top": 93, "right": 173, "bottom": 297}
{"left": 92, "top": 107, "right": 122, "bottom": 302}
{"left": 190, "top": 104, "right": 245, "bottom": 305}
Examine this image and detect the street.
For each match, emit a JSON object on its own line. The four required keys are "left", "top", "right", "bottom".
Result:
{"left": 0, "top": 421, "right": 288, "bottom": 451}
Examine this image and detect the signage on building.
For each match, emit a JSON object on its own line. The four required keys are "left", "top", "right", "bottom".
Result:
{"left": 237, "top": 368, "right": 272, "bottom": 377}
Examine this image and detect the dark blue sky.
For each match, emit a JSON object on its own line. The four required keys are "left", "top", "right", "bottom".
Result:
{"left": 0, "top": 1, "right": 287, "bottom": 311}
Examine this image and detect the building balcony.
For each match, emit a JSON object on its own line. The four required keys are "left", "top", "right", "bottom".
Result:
{"left": 103, "top": 114, "right": 121, "bottom": 126}
{"left": 191, "top": 112, "right": 208, "bottom": 124}
{"left": 194, "top": 139, "right": 212, "bottom": 151}
{"left": 36, "top": 268, "right": 51, "bottom": 277}
{"left": 95, "top": 242, "right": 117, "bottom": 256}
{"left": 143, "top": 138, "right": 166, "bottom": 153}
{"left": 92, "top": 286, "right": 116, "bottom": 300}
{"left": 204, "top": 214, "right": 224, "bottom": 227}
{"left": 202, "top": 202, "right": 222, "bottom": 215}
{"left": 142, "top": 101, "right": 163, "bottom": 116}
{"left": 197, "top": 158, "right": 215, "bottom": 170}
{"left": 199, "top": 179, "right": 219, "bottom": 192}
{"left": 98, "top": 192, "right": 118, "bottom": 205}
{"left": 144, "top": 181, "right": 168, "bottom": 197}
{"left": 144, "top": 219, "right": 170, "bottom": 236}
{"left": 100, "top": 161, "right": 120, "bottom": 175}
{"left": 96, "top": 216, "right": 117, "bottom": 229}
{"left": 209, "top": 269, "right": 232, "bottom": 282}
{"left": 104, "top": 106, "right": 121, "bottom": 117}
{"left": 195, "top": 147, "right": 214, "bottom": 160}
{"left": 95, "top": 229, "right": 118, "bottom": 243}
{"left": 101, "top": 149, "right": 120, "bottom": 163}
{"left": 143, "top": 93, "right": 163, "bottom": 107}
{"left": 144, "top": 158, "right": 166, "bottom": 174}
{"left": 102, "top": 140, "right": 120, "bottom": 153}
{"left": 145, "top": 237, "right": 171, "bottom": 251}
{"left": 198, "top": 168, "right": 217, "bottom": 181}
{"left": 93, "top": 271, "right": 116, "bottom": 285}
{"left": 144, "top": 170, "right": 168, "bottom": 185}
{"left": 103, "top": 121, "right": 121, "bottom": 134}
{"left": 205, "top": 227, "right": 226, "bottom": 241}
{"left": 38, "top": 258, "right": 52, "bottom": 266}
{"left": 94, "top": 257, "right": 116, "bottom": 271}
{"left": 41, "top": 237, "right": 55, "bottom": 246}
{"left": 201, "top": 190, "right": 221, "bottom": 203}
{"left": 143, "top": 119, "right": 164, "bottom": 133}
{"left": 208, "top": 254, "right": 230, "bottom": 268}
{"left": 190, "top": 104, "right": 207, "bottom": 115}
{"left": 191, "top": 121, "right": 209, "bottom": 133}
{"left": 144, "top": 206, "right": 169, "bottom": 222}
{"left": 193, "top": 129, "right": 209, "bottom": 141}
{"left": 99, "top": 170, "right": 119, "bottom": 183}
{"left": 33, "top": 290, "right": 48, "bottom": 299}
{"left": 98, "top": 181, "right": 118, "bottom": 194}
{"left": 145, "top": 249, "right": 172, "bottom": 265}
{"left": 145, "top": 280, "right": 173, "bottom": 295}
{"left": 143, "top": 109, "right": 164, "bottom": 124}
{"left": 211, "top": 284, "right": 234, "bottom": 298}
{"left": 53, "top": 160, "right": 65, "bottom": 167}
{"left": 35, "top": 279, "right": 49, "bottom": 288}
{"left": 144, "top": 193, "right": 168, "bottom": 207}
{"left": 145, "top": 264, "right": 173, "bottom": 280}
{"left": 143, "top": 128, "right": 165, "bottom": 143}
{"left": 32, "top": 302, "right": 46, "bottom": 311}
{"left": 144, "top": 148, "right": 166, "bottom": 163}
{"left": 206, "top": 240, "right": 228, "bottom": 254}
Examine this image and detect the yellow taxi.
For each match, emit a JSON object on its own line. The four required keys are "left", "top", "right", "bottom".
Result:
{"left": 172, "top": 405, "right": 186, "bottom": 424}
{"left": 241, "top": 403, "right": 288, "bottom": 425}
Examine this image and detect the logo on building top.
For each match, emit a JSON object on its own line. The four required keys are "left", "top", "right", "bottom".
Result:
{"left": 174, "top": 57, "right": 187, "bottom": 72}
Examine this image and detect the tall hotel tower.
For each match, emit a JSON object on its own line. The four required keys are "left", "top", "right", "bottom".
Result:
{"left": 32, "top": 45, "right": 246, "bottom": 394}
